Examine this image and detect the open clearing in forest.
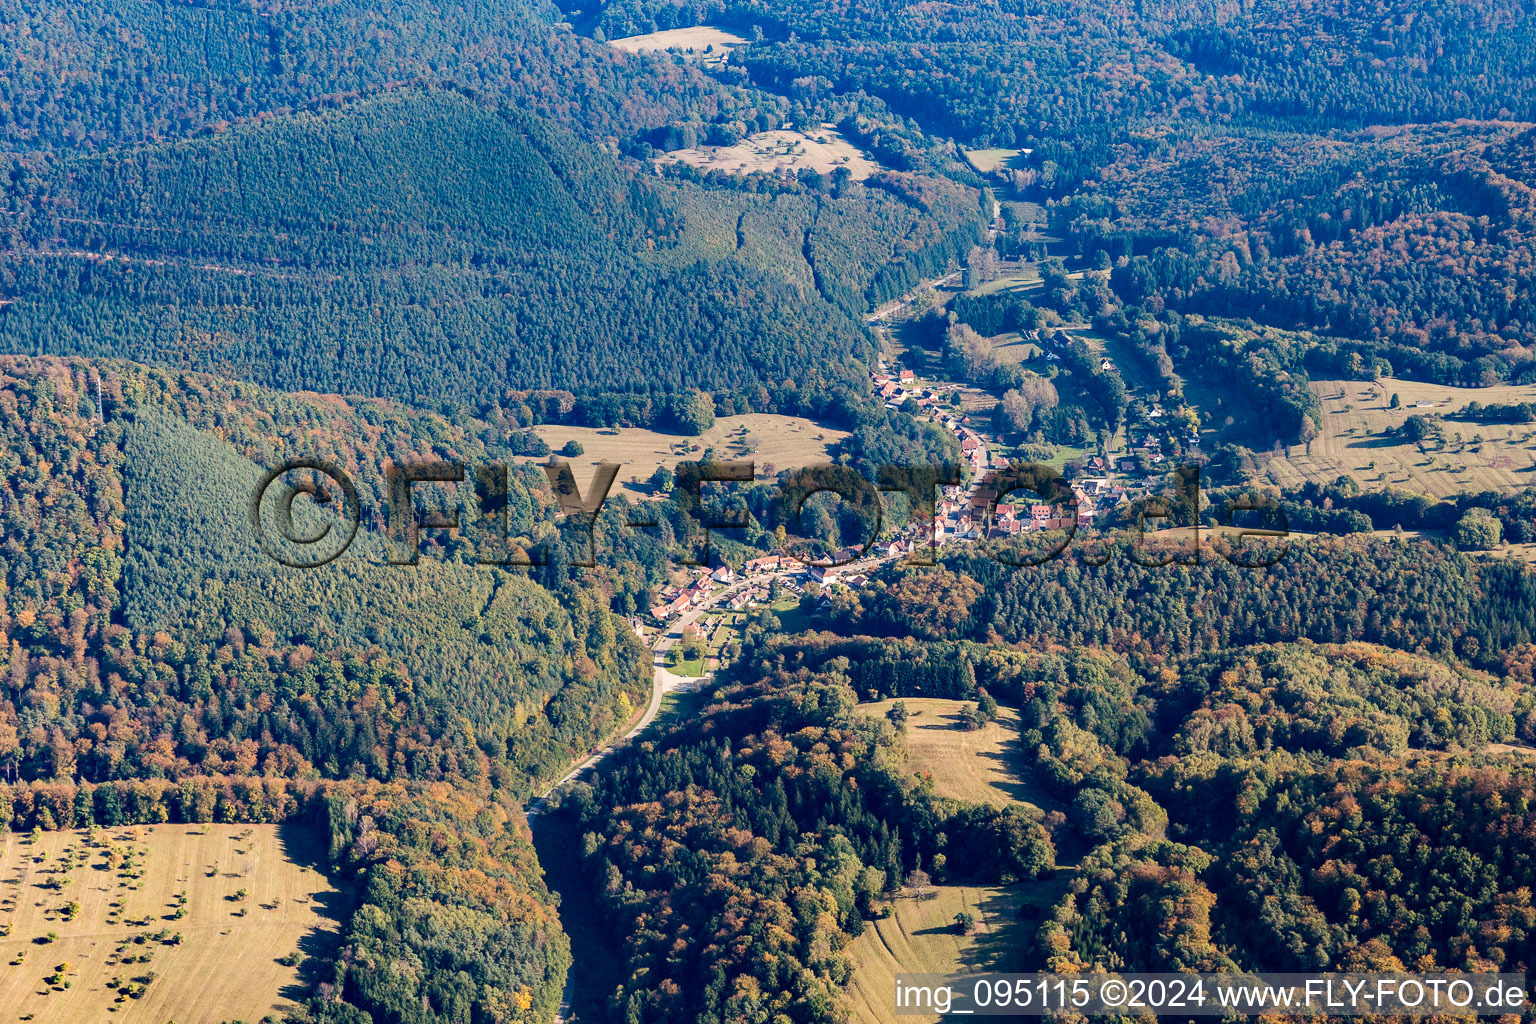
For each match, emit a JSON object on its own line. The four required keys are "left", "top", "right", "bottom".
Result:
{"left": 846, "top": 882, "right": 1061, "bottom": 1024}
{"left": 530, "top": 413, "right": 849, "bottom": 496}
{"left": 986, "top": 331, "right": 1043, "bottom": 365}
{"left": 962, "top": 148, "right": 1027, "bottom": 173}
{"left": 859, "top": 699, "right": 1036, "bottom": 810}
{"left": 1260, "top": 378, "right": 1536, "bottom": 497}
{"left": 607, "top": 26, "right": 746, "bottom": 66}
{"left": 0, "top": 823, "right": 340, "bottom": 1024}
{"left": 656, "top": 128, "right": 881, "bottom": 180}
{"left": 841, "top": 700, "right": 1069, "bottom": 1024}
{"left": 967, "top": 266, "right": 1041, "bottom": 297}
{"left": 846, "top": 699, "right": 1067, "bottom": 1024}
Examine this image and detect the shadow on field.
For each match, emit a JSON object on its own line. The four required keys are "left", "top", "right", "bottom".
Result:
{"left": 276, "top": 819, "right": 354, "bottom": 1009}
{"left": 958, "top": 883, "right": 1065, "bottom": 974}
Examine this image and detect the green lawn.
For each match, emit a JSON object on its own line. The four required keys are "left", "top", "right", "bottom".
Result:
{"left": 771, "top": 598, "right": 820, "bottom": 634}
{"left": 666, "top": 649, "right": 707, "bottom": 676}
{"left": 967, "top": 271, "right": 1040, "bottom": 298}
{"left": 992, "top": 443, "right": 1090, "bottom": 471}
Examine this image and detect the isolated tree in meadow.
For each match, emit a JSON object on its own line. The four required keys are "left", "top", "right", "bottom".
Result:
{"left": 958, "top": 703, "right": 989, "bottom": 730}
{"left": 561, "top": 439, "right": 584, "bottom": 457}
{"left": 886, "top": 700, "right": 909, "bottom": 730}
{"left": 954, "top": 911, "right": 976, "bottom": 934}
{"left": 977, "top": 688, "right": 998, "bottom": 722}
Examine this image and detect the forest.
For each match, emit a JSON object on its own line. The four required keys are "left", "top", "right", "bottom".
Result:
{"left": 0, "top": 355, "right": 671, "bottom": 1022}
{"left": 0, "top": 88, "right": 986, "bottom": 408}
{"left": 560, "top": 579, "right": 1536, "bottom": 1015}
{"left": 0, "top": 0, "right": 988, "bottom": 412}
{"left": 6, "top": 0, "right": 1536, "bottom": 1022}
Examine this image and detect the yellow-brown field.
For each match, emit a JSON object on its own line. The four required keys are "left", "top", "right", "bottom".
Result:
{"left": 529, "top": 413, "right": 850, "bottom": 496}
{"left": 0, "top": 824, "right": 340, "bottom": 1024}
{"left": 962, "top": 148, "right": 1026, "bottom": 174}
{"left": 656, "top": 128, "right": 880, "bottom": 180}
{"left": 607, "top": 26, "right": 746, "bottom": 62}
{"left": 846, "top": 882, "right": 1061, "bottom": 1024}
{"left": 848, "top": 698, "right": 1065, "bottom": 1024}
{"left": 859, "top": 699, "right": 1035, "bottom": 810}
{"left": 1261, "top": 379, "right": 1536, "bottom": 496}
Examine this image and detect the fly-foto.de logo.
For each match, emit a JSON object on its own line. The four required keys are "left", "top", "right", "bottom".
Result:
{"left": 249, "top": 459, "right": 1291, "bottom": 570}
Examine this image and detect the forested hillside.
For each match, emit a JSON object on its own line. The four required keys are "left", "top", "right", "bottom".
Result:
{"left": 1088, "top": 123, "right": 1536, "bottom": 386}
{"left": 851, "top": 539, "right": 1536, "bottom": 667}
{"left": 566, "top": 598, "right": 1536, "bottom": 1019}
{"left": 6, "top": 1, "right": 1536, "bottom": 1021}
{"left": 554, "top": 0, "right": 1536, "bottom": 388}
{"left": 576, "top": 0, "right": 1536, "bottom": 146}
{"left": 0, "top": 0, "right": 744, "bottom": 153}
{"left": 0, "top": 355, "right": 660, "bottom": 789}
{"left": 0, "top": 90, "right": 888, "bottom": 403}
{"left": 0, "top": 352, "right": 681, "bottom": 1021}
{"left": 556, "top": 643, "right": 1054, "bottom": 1024}
{"left": 0, "top": 2, "right": 987, "bottom": 408}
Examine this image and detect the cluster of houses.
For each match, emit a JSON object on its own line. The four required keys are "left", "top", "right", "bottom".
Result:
{"left": 872, "top": 367, "right": 991, "bottom": 477}
{"left": 649, "top": 540, "right": 912, "bottom": 626}
{"left": 650, "top": 558, "right": 808, "bottom": 624}
{"left": 1033, "top": 329, "right": 1113, "bottom": 372}
{"left": 643, "top": 359, "right": 1206, "bottom": 632}
{"left": 652, "top": 572, "right": 717, "bottom": 622}
{"left": 928, "top": 486, "right": 1082, "bottom": 542}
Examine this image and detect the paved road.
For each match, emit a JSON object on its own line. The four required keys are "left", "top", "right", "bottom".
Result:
{"left": 525, "top": 574, "right": 778, "bottom": 812}
{"left": 527, "top": 558, "right": 899, "bottom": 814}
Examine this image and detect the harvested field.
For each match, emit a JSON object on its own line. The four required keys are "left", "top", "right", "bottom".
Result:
{"left": 656, "top": 128, "right": 880, "bottom": 180}
{"left": 0, "top": 823, "right": 340, "bottom": 1024}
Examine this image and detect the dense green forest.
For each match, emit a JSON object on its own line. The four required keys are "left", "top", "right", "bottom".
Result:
{"left": 0, "top": 88, "right": 987, "bottom": 406}
{"left": 849, "top": 539, "right": 1536, "bottom": 667}
{"left": 0, "top": 1, "right": 988, "bottom": 408}
{"left": 0, "top": 0, "right": 745, "bottom": 153}
{"left": 545, "top": 0, "right": 1536, "bottom": 388}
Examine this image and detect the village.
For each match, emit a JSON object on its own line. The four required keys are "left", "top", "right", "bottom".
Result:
{"left": 636, "top": 359, "right": 1186, "bottom": 675}
{"left": 636, "top": 220, "right": 1211, "bottom": 677}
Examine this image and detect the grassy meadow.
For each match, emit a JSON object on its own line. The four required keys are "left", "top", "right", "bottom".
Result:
{"left": 1262, "top": 378, "right": 1536, "bottom": 496}
{"left": 530, "top": 413, "right": 849, "bottom": 497}
{"left": 0, "top": 824, "right": 340, "bottom": 1024}
{"left": 655, "top": 128, "right": 880, "bottom": 180}
{"left": 848, "top": 698, "right": 1066, "bottom": 1024}
{"left": 859, "top": 699, "right": 1035, "bottom": 810}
